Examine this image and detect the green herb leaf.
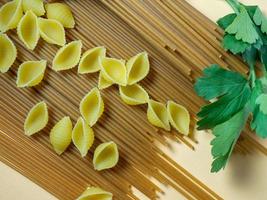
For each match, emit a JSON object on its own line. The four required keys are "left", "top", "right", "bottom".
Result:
{"left": 253, "top": 7, "right": 267, "bottom": 34}
{"left": 251, "top": 108, "right": 267, "bottom": 138}
{"left": 222, "top": 34, "right": 249, "bottom": 54}
{"left": 256, "top": 94, "right": 267, "bottom": 114}
{"left": 217, "top": 13, "right": 237, "bottom": 30}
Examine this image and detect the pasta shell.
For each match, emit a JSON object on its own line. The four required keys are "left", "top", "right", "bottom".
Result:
{"left": 93, "top": 141, "right": 119, "bottom": 171}
{"left": 24, "top": 101, "right": 48, "bottom": 136}
{"left": 50, "top": 116, "right": 72, "bottom": 155}
{"left": 98, "top": 71, "right": 113, "bottom": 90}
{"left": 167, "top": 101, "right": 190, "bottom": 135}
{"left": 77, "top": 187, "right": 113, "bottom": 200}
{"left": 52, "top": 40, "right": 82, "bottom": 71}
{"left": 17, "top": 10, "right": 39, "bottom": 50}
{"left": 147, "top": 100, "right": 170, "bottom": 131}
{"left": 0, "top": 34, "right": 17, "bottom": 73}
{"left": 126, "top": 52, "right": 150, "bottom": 85}
{"left": 100, "top": 57, "right": 127, "bottom": 86}
{"left": 78, "top": 46, "right": 106, "bottom": 74}
{"left": 72, "top": 117, "right": 94, "bottom": 157}
{"left": 22, "top": 0, "right": 45, "bottom": 16}
{"left": 16, "top": 60, "right": 46, "bottom": 87}
{"left": 0, "top": 0, "right": 23, "bottom": 32}
{"left": 38, "top": 18, "right": 65, "bottom": 46}
{"left": 119, "top": 84, "right": 149, "bottom": 105}
{"left": 45, "top": 3, "right": 75, "bottom": 28}
{"left": 80, "top": 87, "right": 104, "bottom": 127}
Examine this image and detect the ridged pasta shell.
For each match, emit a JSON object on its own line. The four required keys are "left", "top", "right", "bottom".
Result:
{"left": 16, "top": 60, "right": 46, "bottom": 87}
{"left": 147, "top": 100, "right": 170, "bottom": 131}
{"left": 77, "top": 187, "right": 113, "bottom": 200}
{"left": 78, "top": 46, "right": 106, "bottom": 74}
{"left": 0, "top": 0, "right": 23, "bottom": 32}
{"left": 52, "top": 40, "right": 82, "bottom": 71}
{"left": 93, "top": 141, "right": 119, "bottom": 171}
{"left": 80, "top": 87, "right": 104, "bottom": 127}
{"left": 167, "top": 101, "right": 190, "bottom": 135}
{"left": 98, "top": 71, "right": 113, "bottom": 90}
{"left": 50, "top": 116, "right": 72, "bottom": 155}
{"left": 100, "top": 57, "right": 127, "bottom": 86}
{"left": 119, "top": 84, "right": 149, "bottom": 105}
{"left": 23, "top": 0, "right": 45, "bottom": 16}
{"left": 24, "top": 101, "right": 48, "bottom": 136}
{"left": 72, "top": 117, "right": 94, "bottom": 157}
{"left": 45, "top": 3, "right": 75, "bottom": 28}
{"left": 17, "top": 10, "right": 39, "bottom": 50}
{"left": 0, "top": 34, "right": 17, "bottom": 73}
{"left": 38, "top": 18, "right": 66, "bottom": 46}
{"left": 126, "top": 52, "right": 150, "bottom": 85}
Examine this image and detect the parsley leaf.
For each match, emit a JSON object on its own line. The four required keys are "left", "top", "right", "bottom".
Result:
{"left": 217, "top": 13, "right": 237, "bottom": 30}
{"left": 222, "top": 34, "right": 249, "bottom": 54}
{"left": 256, "top": 94, "right": 267, "bottom": 114}
{"left": 253, "top": 7, "right": 267, "bottom": 34}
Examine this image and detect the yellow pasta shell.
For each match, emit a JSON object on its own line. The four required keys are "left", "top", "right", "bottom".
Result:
{"left": 72, "top": 117, "right": 94, "bottom": 157}
{"left": 17, "top": 10, "right": 39, "bottom": 50}
{"left": 126, "top": 52, "right": 150, "bottom": 85}
{"left": 22, "top": 0, "right": 45, "bottom": 17}
{"left": 0, "top": 34, "right": 17, "bottom": 73}
{"left": 93, "top": 141, "right": 119, "bottom": 171}
{"left": 167, "top": 101, "right": 190, "bottom": 135}
{"left": 16, "top": 60, "right": 46, "bottom": 87}
{"left": 119, "top": 84, "right": 149, "bottom": 105}
{"left": 78, "top": 46, "right": 106, "bottom": 74}
{"left": 77, "top": 187, "right": 113, "bottom": 200}
{"left": 52, "top": 40, "right": 82, "bottom": 71}
{"left": 147, "top": 100, "right": 170, "bottom": 131}
{"left": 24, "top": 101, "right": 48, "bottom": 136}
{"left": 98, "top": 71, "right": 113, "bottom": 90}
{"left": 38, "top": 18, "right": 66, "bottom": 46}
{"left": 50, "top": 116, "right": 72, "bottom": 155}
{"left": 80, "top": 87, "right": 104, "bottom": 127}
{"left": 45, "top": 3, "right": 75, "bottom": 28}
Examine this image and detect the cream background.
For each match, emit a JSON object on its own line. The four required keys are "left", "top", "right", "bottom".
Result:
{"left": 1, "top": 0, "right": 267, "bottom": 199}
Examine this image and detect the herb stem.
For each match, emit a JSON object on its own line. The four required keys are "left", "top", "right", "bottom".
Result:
{"left": 249, "top": 65, "right": 256, "bottom": 88}
{"left": 226, "top": 0, "right": 241, "bottom": 13}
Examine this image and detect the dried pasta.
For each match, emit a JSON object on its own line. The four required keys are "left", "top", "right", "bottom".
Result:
{"left": 147, "top": 100, "right": 170, "bottom": 131}
{"left": 45, "top": 3, "right": 75, "bottom": 28}
{"left": 80, "top": 87, "right": 104, "bottom": 127}
{"left": 52, "top": 40, "right": 82, "bottom": 71}
{"left": 93, "top": 141, "right": 119, "bottom": 171}
{"left": 98, "top": 71, "right": 113, "bottom": 90}
{"left": 72, "top": 117, "right": 94, "bottom": 157}
{"left": 50, "top": 116, "right": 72, "bottom": 155}
{"left": 77, "top": 187, "right": 113, "bottom": 200}
{"left": 24, "top": 101, "right": 48, "bottom": 136}
{"left": 38, "top": 18, "right": 66, "bottom": 46}
{"left": 17, "top": 10, "right": 39, "bottom": 50}
{"left": 0, "top": 34, "right": 17, "bottom": 73}
{"left": 22, "top": 0, "right": 45, "bottom": 17}
{"left": 16, "top": 60, "right": 46, "bottom": 87}
{"left": 126, "top": 52, "right": 150, "bottom": 85}
{"left": 78, "top": 46, "right": 106, "bottom": 74}
{"left": 119, "top": 84, "right": 149, "bottom": 105}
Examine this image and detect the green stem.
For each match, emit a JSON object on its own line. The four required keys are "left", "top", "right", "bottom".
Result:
{"left": 249, "top": 65, "right": 256, "bottom": 88}
{"left": 226, "top": 0, "right": 241, "bottom": 13}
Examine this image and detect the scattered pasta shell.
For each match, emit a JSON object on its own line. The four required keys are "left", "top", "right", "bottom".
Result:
{"left": 147, "top": 100, "right": 170, "bottom": 131}
{"left": 93, "top": 141, "right": 119, "bottom": 171}
{"left": 0, "top": 34, "right": 17, "bottom": 73}
{"left": 16, "top": 60, "right": 46, "bottom": 87}
{"left": 78, "top": 46, "right": 106, "bottom": 74}
{"left": 72, "top": 117, "right": 94, "bottom": 157}
{"left": 38, "top": 18, "right": 65, "bottom": 46}
{"left": 22, "top": 0, "right": 45, "bottom": 16}
{"left": 77, "top": 187, "right": 113, "bottom": 200}
{"left": 126, "top": 52, "right": 150, "bottom": 85}
{"left": 80, "top": 87, "right": 104, "bottom": 127}
{"left": 98, "top": 71, "right": 113, "bottom": 90}
{"left": 52, "top": 40, "right": 82, "bottom": 71}
{"left": 50, "top": 116, "right": 72, "bottom": 155}
{"left": 17, "top": 10, "right": 39, "bottom": 50}
{"left": 167, "top": 101, "right": 190, "bottom": 135}
{"left": 45, "top": 3, "right": 75, "bottom": 28}
{"left": 119, "top": 84, "right": 149, "bottom": 105}
{"left": 100, "top": 57, "right": 127, "bottom": 86}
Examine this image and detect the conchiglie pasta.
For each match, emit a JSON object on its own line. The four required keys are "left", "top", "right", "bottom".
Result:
{"left": 119, "top": 84, "right": 149, "bottom": 105}
{"left": 98, "top": 71, "right": 113, "bottom": 90}
{"left": 80, "top": 87, "right": 104, "bottom": 127}
{"left": 16, "top": 60, "right": 46, "bottom": 87}
{"left": 147, "top": 100, "right": 170, "bottom": 131}
{"left": 72, "top": 117, "right": 94, "bottom": 157}
{"left": 50, "top": 116, "right": 72, "bottom": 155}
{"left": 45, "top": 3, "right": 75, "bottom": 28}
{"left": 52, "top": 40, "right": 82, "bottom": 71}
{"left": 0, "top": 34, "right": 17, "bottom": 73}
{"left": 22, "top": 0, "right": 45, "bottom": 16}
{"left": 167, "top": 101, "right": 190, "bottom": 135}
{"left": 93, "top": 141, "right": 119, "bottom": 171}
{"left": 77, "top": 187, "right": 113, "bottom": 200}
{"left": 24, "top": 101, "right": 48, "bottom": 136}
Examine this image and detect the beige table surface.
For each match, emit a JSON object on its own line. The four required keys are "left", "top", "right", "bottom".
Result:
{"left": 1, "top": 1, "right": 267, "bottom": 200}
